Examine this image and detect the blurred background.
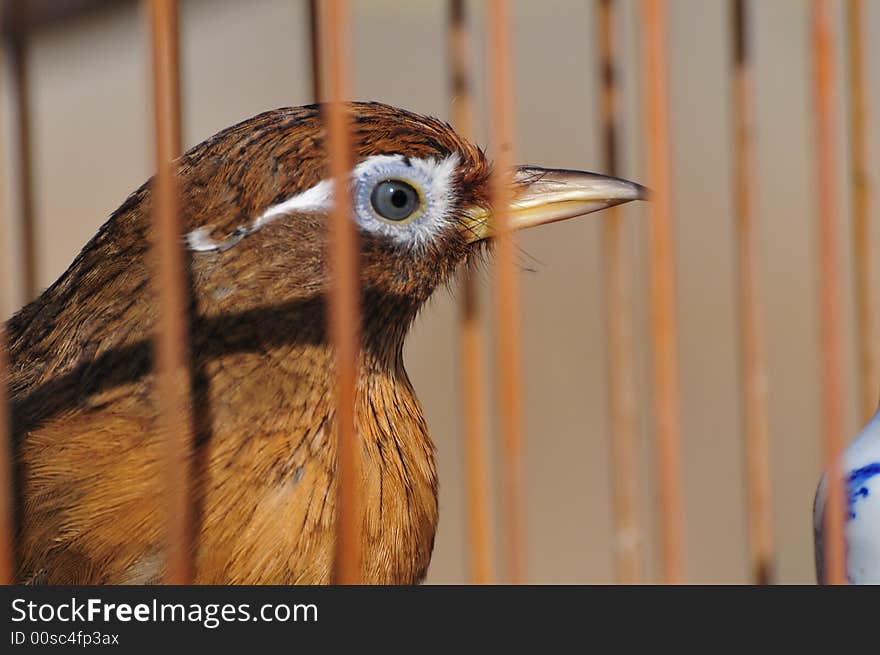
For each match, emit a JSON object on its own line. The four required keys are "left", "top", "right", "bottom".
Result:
{"left": 1, "top": 0, "right": 879, "bottom": 583}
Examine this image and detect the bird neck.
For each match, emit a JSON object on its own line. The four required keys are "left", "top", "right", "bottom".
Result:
{"left": 190, "top": 287, "right": 421, "bottom": 378}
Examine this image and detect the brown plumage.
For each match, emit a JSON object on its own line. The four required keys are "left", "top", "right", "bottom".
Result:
{"left": 7, "top": 102, "right": 645, "bottom": 584}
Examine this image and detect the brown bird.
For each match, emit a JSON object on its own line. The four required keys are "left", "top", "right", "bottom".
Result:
{"left": 8, "top": 102, "right": 645, "bottom": 584}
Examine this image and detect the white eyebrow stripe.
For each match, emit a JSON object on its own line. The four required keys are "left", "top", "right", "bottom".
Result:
{"left": 185, "top": 178, "right": 335, "bottom": 252}
{"left": 186, "top": 226, "right": 227, "bottom": 252}
{"left": 185, "top": 152, "right": 460, "bottom": 253}
{"left": 252, "top": 179, "right": 334, "bottom": 229}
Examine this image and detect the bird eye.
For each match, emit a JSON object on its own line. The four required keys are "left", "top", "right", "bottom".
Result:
{"left": 370, "top": 179, "right": 421, "bottom": 222}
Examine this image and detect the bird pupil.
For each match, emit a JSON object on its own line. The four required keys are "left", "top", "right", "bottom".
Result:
{"left": 391, "top": 188, "right": 408, "bottom": 208}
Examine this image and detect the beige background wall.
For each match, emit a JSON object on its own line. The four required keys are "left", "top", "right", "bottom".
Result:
{"left": 2, "top": 0, "right": 879, "bottom": 583}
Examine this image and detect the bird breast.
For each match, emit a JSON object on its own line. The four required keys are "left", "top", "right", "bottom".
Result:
{"left": 191, "top": 346, "right": 440, "bottom": 584}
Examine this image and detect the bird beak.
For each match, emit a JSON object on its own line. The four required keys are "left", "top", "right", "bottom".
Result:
{"left": 463, "top": 166, "right": 649, "bottom": 243}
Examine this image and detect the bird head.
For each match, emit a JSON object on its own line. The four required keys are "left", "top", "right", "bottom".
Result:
{"left": 177, "top": 102, "right": 645, "bottom": 352}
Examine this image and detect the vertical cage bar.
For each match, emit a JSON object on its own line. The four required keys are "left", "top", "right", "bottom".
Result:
{"left": 308, "top": 0, "right": 322, "bottom": 104}
{"left": 0, "top": 11, "right": 14, "bottom": 583}
{"left": 9, "top": 0, "right": 38, "bottom": 301}
{"left": 146, "top": 0, "right": 195, "bottom": 585}
{"left": 0, "top": 327, "right": 10, "bottom": 584}
{"left": 730, "top": 0, "right": 775, "bottom": 585}
{"left": 488, "top": 0, "right": 525, "bottom": 584}
{"left": 812, "top": 0, "right": 847, "bottom": 586}
{"left": 321, "top": 0, "right": 362, "bottom": 585}
{"left": 640, "top": 0, "right": 685, "bottom": 584}
{"left": 449, "top": 0, "right": 494, "bottom": 585}
{"left": 846, "top": 0, "right": 877, "bottom": 422}
{"left": 596, "top": 0, "right": 641, "bottom": 585}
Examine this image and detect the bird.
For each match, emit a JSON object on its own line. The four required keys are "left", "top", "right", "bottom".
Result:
{"left": 7, "top": 102, "right": 646, "bottom": 584}
{"left": 814, "top": 409, "right": 880, "bottom": 584}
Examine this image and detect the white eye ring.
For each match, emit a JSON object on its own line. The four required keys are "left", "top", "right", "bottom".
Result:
{"left": 351, "top": 153, "right": 459, "bottom": 249}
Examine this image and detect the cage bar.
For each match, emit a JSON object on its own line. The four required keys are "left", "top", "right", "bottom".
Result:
{"left": 320, "top": 0, "right": 363, "bottom": 585}
{"left": 846, "top": 0, "right": 877, "bottom": 424}
{"left": 640, "top": 0, "right": 685, "bottom": 584}
{"left": 449, "top": 0, "right": 494, "bottom": 585}
{"left": 0, "top": 326, "right": 10, "bottom": 584}
{"left": 812, "top": 0, "right": 847, "bottom": 586}
{"left": 9, "top": 0, "right": 37, "bottom": 302}
{"left": 145, "top": 0, "right": 196, "bottom": 585}
{"left": 308, "top": 0, "right": 322, "bottom": 104}
{"left": 730, "top": 0, "right": 775, "bottom": 585}
{"left": 0, "top": 9, "right": 13, "bottom": 583}
{"left": 596, "top": 0, "right": 641, "bottom": 585}
{"left": 487, "top": 0, "right": 526, "bottom": 584}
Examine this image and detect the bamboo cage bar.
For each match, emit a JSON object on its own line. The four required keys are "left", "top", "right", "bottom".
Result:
{"left": 488, "top": 0, "right": 526, "bottom": 584}
{"left": 321, "top": 0, "right": 363, "bottom": 585}
{"left": 596, "top": 0, "right": 641, "bottom": 585}
{"left": 9, "top": 0, "right": 37, "bottom": 302}
{"left": 0, "top": 9, "right": 14, "bottom": 585}
{"left": 812, "top": 0, "right": 847, "bottom": 586}
{"left": 146, "top": 0, "right": 195, "bottom": 585}
{"left": 449, "top": 0, "right": 494, "bottom": 585}
{"left": 846, "top": 0, "right": 877, "bottom": 423}
{"left": 308, "top": 0, "right": 322, "bottom": 104}
{"left": 0, "top": 326, "right": 11, "bottom": 584}
{"left": 730, "top": 0, "right": 774, "bottom": 585}
{"left": 640, "top": 0, "right": 685, "bottom": 584}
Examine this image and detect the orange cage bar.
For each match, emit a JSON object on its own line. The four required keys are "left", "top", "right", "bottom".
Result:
{"left": 449, "top": 0, "right": 494, "bottom": 585}
{"left": 319, "top": 0, "right": 363, "bottom": 585}
{"left": 812, "top": 0, "right": 847, "bottom": 586}
{"left": 596, "top": 0, "right": 641, "bottom": 585}
{"left": 846, "top": 0, "right": 877, "bottom": 425}
{"left": 641, "top": 0, "right": 686, "bottom": 584}
{"left": 0, "top": 3, "right": 16, "bottom": 587}
{"left": 145, "top": 0, "right": 196, "bottom": 585}
{"left": 730, "top": 0, "right": 775, "bottom": 585}
{"left": 0, "top": 328, "right": 11, "bottom": 585}
{"left": 9, "top": 0, "right": 38, "bottom": 303}
{"left": 308, "top": 0, "right": 322, "bottom": 104}
{"left": 488, "top": 0, "right": 526, "bottom": 585}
